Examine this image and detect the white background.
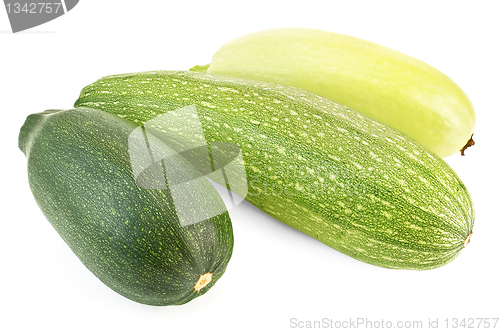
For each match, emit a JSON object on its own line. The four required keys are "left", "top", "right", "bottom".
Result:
{"left": 1, "top": 1, "right": 499, "bottom": 331}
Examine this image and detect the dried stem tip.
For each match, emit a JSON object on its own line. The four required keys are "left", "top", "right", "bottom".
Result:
{"left": 464, "top": 232, "right": 473, "bottom": 248}
{"left": 194, "top": 272, "right": 213, "bottom": 292}
{"left": 460, "top": 134, "right": 475, "bottom": 156}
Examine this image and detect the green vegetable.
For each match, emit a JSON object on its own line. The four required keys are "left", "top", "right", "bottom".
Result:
{"left": 75, "top": 71, "right": 474, "bottom": 270}
{"left": 19, "top": 107, "right": 233, "bottom": 305}
{"left": 204, "top": 28, "right": 476, "bottom": 157}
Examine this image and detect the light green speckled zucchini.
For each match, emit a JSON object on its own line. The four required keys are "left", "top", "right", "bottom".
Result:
{"left": 75, "top": 70, "right": 474, "bottom": 270}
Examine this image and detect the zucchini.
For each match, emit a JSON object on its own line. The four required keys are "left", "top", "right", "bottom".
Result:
{"left": 19, "top": 107, "right": 233, "bottom": 305}
{"left": 75, "top": 71, "right": 474, "bottom": 270}
{"left": 204, "top": 28, "right": 476, "bottom": 157}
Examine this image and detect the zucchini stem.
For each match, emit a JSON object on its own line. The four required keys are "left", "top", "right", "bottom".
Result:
{"left": 460, "top": 134, "right": 475, "bottom": 156}
{"left": 463, "top": 232, "right": 473, "bottom": 248}
{"left": 194, "top": 272, "right": 213, "bottom": 292}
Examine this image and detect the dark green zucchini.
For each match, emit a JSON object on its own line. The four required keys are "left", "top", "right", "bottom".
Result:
{"left": 19, "top": 107, "right": 233, "bottom": 305}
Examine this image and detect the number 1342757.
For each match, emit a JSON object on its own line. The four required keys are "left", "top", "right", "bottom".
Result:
{"left": 5, "top": 2, "right": 62, "bottom": 14}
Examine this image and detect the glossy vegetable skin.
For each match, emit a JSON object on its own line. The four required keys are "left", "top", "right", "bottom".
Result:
{"left": 19, "top": 107, "right": 233, "bottom": 305}
{"left": 206, "top": 28, "right": 476, "bottom": 157}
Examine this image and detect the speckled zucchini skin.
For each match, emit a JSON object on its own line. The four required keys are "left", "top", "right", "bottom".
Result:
{"left": 75, "top": 71, "right": 474, "bottom": 270}
{"left": 19, "top": 108, "right": 233, "bottom": 305}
